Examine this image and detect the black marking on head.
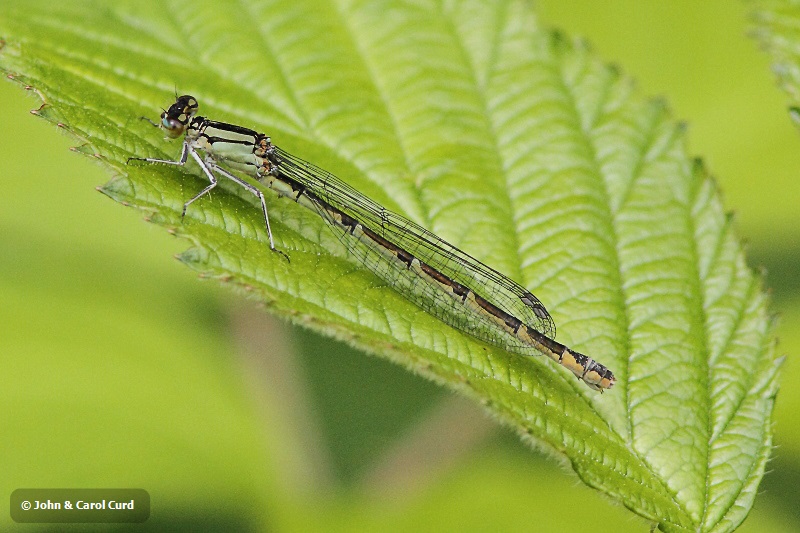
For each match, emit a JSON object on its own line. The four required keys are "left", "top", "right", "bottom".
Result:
{"left": 160, "top": 95, "right": 199, "bottom": 138}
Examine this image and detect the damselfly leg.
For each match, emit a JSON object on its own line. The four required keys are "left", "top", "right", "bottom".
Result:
{"left": 128, "top": 142, "right": 289, "bottom": 262}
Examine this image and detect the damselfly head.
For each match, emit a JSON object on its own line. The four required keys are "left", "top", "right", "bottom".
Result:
{"left": 160, "top": 95, "right": 199, "bottom": 138}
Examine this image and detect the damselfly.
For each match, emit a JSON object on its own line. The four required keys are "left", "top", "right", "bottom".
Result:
{"left": 129, "top": 96, "right": 616, "bottom": 392}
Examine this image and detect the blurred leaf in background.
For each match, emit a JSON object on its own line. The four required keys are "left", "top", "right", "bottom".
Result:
{"left": 0, "top": 0, "right": 796, "bottom": 531}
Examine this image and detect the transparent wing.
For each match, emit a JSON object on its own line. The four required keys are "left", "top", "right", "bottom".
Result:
{"left": 273, "top": 147, "right": 556, "bottom": 342}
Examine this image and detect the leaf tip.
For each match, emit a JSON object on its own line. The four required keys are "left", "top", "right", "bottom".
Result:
{"left": 175, "top": 247, "right": 209, "bottom": 267}
{"left": 70, "top": 143, "right": 100, "bottom": 158}
{"left": 97, "top": 176, "right": 134, "bottom": 201}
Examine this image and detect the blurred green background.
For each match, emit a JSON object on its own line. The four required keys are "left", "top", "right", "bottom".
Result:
{"left": 1, "top": 1, "right": 798, "bottom": 531}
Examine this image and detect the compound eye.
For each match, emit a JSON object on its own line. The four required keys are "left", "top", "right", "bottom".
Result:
{"left": 161, "top": 114, "right": 186, "bottom": 138}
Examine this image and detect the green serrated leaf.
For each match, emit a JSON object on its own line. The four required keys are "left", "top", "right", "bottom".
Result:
{"left": 752, "top": 0, "right": 800, "bottom": 112}
{"left": 0, "top": 1, "right": 781, "bottom": 531}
